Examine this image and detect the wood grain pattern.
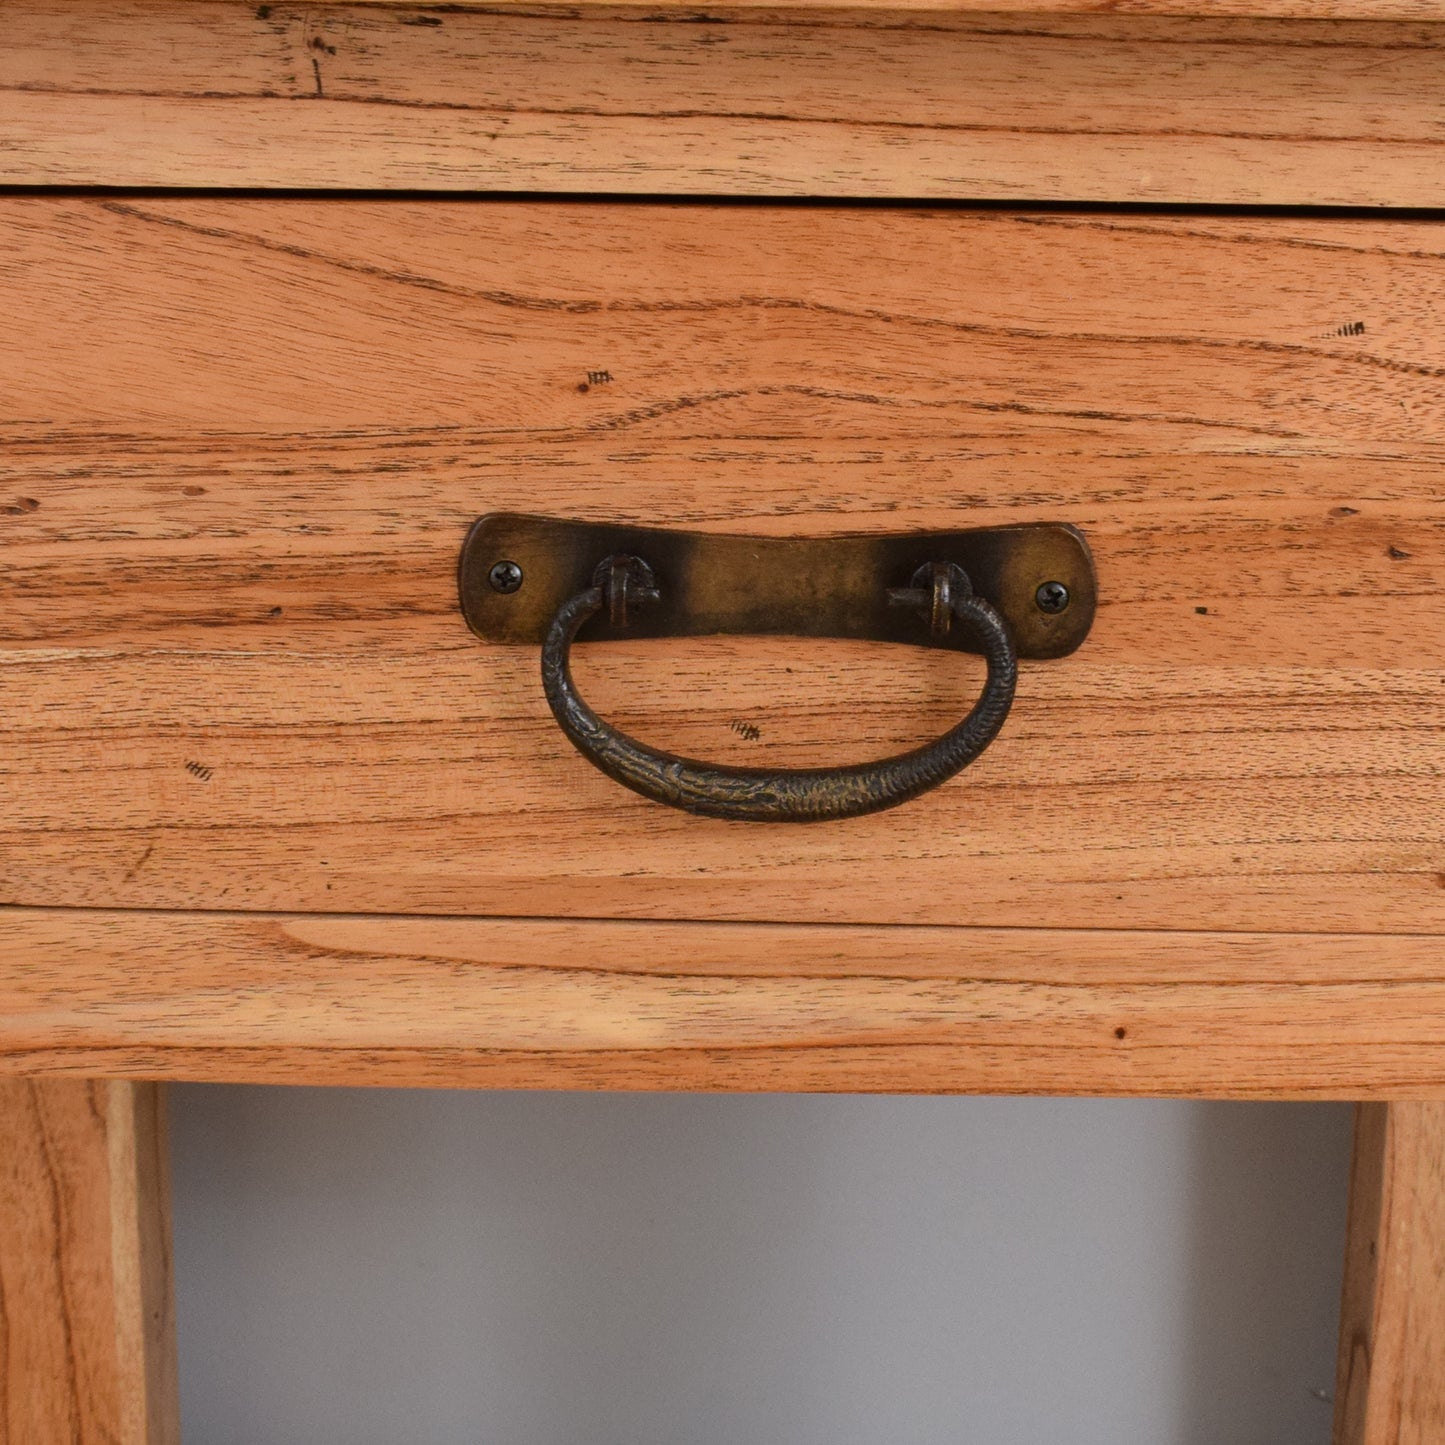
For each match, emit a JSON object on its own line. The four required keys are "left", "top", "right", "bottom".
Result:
{"left": 6, "top": 3, "right": 1445, "bottom": 202}
{"left": 170, "top": 0, "right": 1445, "bottom": 15}
{"left": 0, "top": 1079, "right": 178, "bottom": 1445}
{"left": 168, "top": 0, "right": 1445, "bottom": 15}
{"left": 5, "top": 908, "right": 1445, "bottom": 1095}
{"left": 1334, "top": 1103, "right": 1445, "bottom": 1443}
{"left": 1, "top": 198, "right": 1442, "bottom": 933}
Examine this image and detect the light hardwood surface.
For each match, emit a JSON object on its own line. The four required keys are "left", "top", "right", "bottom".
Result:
{"left": 6, "top": 3, "right": 1445, "bottom": 203}
{"left": 0, "top": 199, "right": 1441, "bottom": 933}
{"left": 5, "top": 0, "right": 1441, "bottom": 1431}
{"left": 3, "top": 908, "right": 1445, "bottom": 1094}
{"left": 171, "top": 0, "right": 1445, "bottom": 14}
{"left": 1334, "top": 1102, "right": 1445, "bottom": 1444}
{"left": 0, "top": 1079, "right": 178, "bottom": 1445}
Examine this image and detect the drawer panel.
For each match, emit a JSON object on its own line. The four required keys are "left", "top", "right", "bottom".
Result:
{"left": 1, "top": 198, "right": 1442, "bottom": 932}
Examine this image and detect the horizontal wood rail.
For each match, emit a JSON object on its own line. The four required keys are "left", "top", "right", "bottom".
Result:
{"left": 5, "top": 3, "right": 1445, "bottom": 201}
{"left": 192, "top": 0, "right": 1445, "bottom": 16}
{"left": 3, "top": 909, "right": 1445, "bottom": 1094}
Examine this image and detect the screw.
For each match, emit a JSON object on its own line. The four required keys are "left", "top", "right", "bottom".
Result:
{"left": 1035, "top": 580, "right": 1069, "bottom": 614}
{"left": 488, "top": 560, "right": 523, "bottom": 594}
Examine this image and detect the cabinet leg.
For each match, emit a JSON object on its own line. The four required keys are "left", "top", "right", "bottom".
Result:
{"left": 1334, "top": 1102, "right": 1445, "bottom": 1445}
{"left": 0, "top": 1079, "right": 179, "bottom": 1445}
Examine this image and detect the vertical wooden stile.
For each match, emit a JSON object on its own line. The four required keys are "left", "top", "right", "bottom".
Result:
{"left": 0, "top": 1079, "right": 179, "bottom": 1445}
{"left": 1334, "top": 1102, "right": 1445, "bottom": 1444}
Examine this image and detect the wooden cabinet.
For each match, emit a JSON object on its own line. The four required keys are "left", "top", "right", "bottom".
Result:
{"left": 1, "top": 3, "right": 1442, "bottom": 1441}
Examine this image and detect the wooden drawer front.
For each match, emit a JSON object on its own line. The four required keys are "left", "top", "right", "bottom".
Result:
{"left": 1, "top": 198, "right": 1441, "bottom": 938}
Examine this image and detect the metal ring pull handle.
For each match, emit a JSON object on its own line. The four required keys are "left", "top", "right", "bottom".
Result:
{"left": 541, "top": 556, "right": 1018, "bottom": 823}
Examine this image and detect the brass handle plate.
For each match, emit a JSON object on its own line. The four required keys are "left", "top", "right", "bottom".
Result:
{"left": 459, "top": 514, "right": 1096, "bottom": 659}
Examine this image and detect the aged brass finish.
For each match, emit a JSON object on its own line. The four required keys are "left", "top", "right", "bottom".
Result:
{"left": 458, "top": 514, "right": 1096, "bottom": 822}
{"left": 459, "top": 514, "right": 1095, "bottom": 659}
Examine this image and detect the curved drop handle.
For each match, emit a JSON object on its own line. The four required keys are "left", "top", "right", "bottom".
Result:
{"left": 541, "top": 556, "right": 1017, "bottom": 823}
